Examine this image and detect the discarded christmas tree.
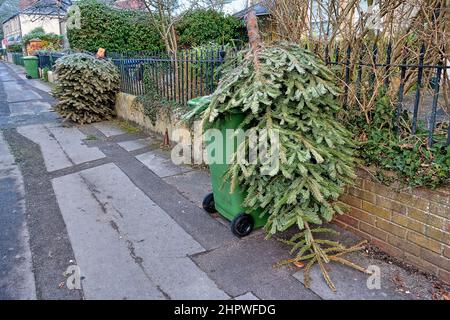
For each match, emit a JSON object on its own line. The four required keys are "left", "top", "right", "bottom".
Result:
{"left": 202, "top": 9, "right": 367, "bottom": 291}
{"left": 53, "top": 53, "right": 120, "bottom": 124}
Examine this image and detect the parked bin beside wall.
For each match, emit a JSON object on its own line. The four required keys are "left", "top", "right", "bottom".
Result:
{"left": 23, "top": 56, "right": 39, "bottom": 79}
{"left": 187, "top": 96, "right": 268, "bottom": 237}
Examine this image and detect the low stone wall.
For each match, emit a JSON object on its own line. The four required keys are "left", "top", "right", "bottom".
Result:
{"left": 115, "top": 92, "right": 191, "bottom": 142}
{"left": 115, "top": 91, "right": 450, "bottom": 283}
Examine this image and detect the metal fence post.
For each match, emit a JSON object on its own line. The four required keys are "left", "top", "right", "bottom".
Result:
{"left": 427, "top": 63, "right": 443, "bottom": 146}
{"left": 411, "top": 43, "right": 425, "bottom": 134}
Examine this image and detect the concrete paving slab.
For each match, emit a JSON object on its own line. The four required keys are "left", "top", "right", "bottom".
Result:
{"left": 192, "top": 232, "right": 319, "bottom": 299}
{"left": 93, "top": 122, "right": 126, "bottom": 137}
{"left": 17, "top": 124, "right": 72, "bottom": 171}
{"left": 163, "top": 170, "right": 212, "bottom": 207}
{"left": 3, "top": 81, "right": 42, "bottom": 102}
{"left": 142, "top": 256, "right": 229, "bottom": 300}
{"left": 289, "top": 225, "right": 423, "bottom": 300}
{"left": 47, "top": 125, "right": 105, "bottom": 165}
{"left": 137, "top": 151, "right": 192, "bottom": 178}
{"left": 3, "top": 128, "right": 82, "bottom": 299}
{"left": 292, "top": 257, "right": 406, "bottom": 300}
{"left": 52, "top": 166, "right": 166, "bottom": 299}
{"left": 234, "top": 292, "right": 259, "bottom": 300}
{"left": 8, "top": 101, "right": 51, "bottom": 116}
{"left": 27, "top": 79, "right": 52, "bottom": 93}
{"left": 118, "top": 138, "right": 153, "bottom": 152}
{"left": 253, "top": 276, "right": 320, "bottom": 300}
{"left": 76, "top": 127, "right": 237, "bottom": 252}
{"left": 0, "top": 74, "right": 15, "bottom": 81}
{"left": 17, "top": 124, "right": 105, "bottom": 172}
{"left": 52, "top": 163, "right": 228, "bottom": 299}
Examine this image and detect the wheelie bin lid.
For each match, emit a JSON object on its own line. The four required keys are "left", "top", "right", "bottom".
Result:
{"left": 182, "top": 95, "right": 212, "bottom": 121}
{"left": 23, "top": 56, "right": 38, "bottom": 60}
{"left": 187, "top": 95, "right": 212, "bottom": 110}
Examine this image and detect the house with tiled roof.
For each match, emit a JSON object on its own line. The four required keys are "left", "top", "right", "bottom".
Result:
{"left": 2, "top": 0, "right": 67, "bottom": 48}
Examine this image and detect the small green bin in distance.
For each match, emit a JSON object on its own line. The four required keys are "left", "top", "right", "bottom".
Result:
{"left": 187, "top": 96, "right": 268, "bottom": 237}
{"left": 23, "top": 56, "right": 39, "bottom": 79}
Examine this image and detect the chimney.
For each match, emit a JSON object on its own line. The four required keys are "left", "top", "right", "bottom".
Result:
{"left": 19, "top": 0, "right": 37, "bottom": 10}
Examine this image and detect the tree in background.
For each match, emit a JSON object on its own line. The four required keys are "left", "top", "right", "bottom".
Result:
{"left": 177, "top": 8, "right": 247, "bottom": 48}
{"left": 22, "top": 27, "right": 63, "bottom": 51}
{"left": 140, "top": 0, "right": 190, "bottom": 56}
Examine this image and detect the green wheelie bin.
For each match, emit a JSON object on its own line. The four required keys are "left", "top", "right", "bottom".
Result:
{"left": 187, "top": 96, "right": 268, "bottom": 237}
{"left": 23, "top": 56, "right": 39, "bottom": 79}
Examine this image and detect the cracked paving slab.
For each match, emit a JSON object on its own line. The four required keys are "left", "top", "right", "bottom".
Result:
{"left": 52, "top": 162, "right": 229, "bottom": 300}
{"left": 17, "top": 123, "right": 105, "bottom": 172}
{"left": 136, "top": 151, "right": 192, "bottom": 178}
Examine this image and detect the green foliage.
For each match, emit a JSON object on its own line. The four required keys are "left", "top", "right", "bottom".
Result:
{"left": 355, "top": 92, "right": 450, "bottom": 188}
{"left": 22, "top": 27, "right": 63, "bottom": 50}
{"left": 177, "top": 9, "right": 247, "bottom": 48}
{"left": 6, "top": 44, "right": 22, "bottom": 52}
{"left": 67, "top": 0, "right": 164, "bottom": 52}
{"left": 134, "top": 65, "right": 187, "bottom": 125}
{"left": 52, "top": 53, "right": 120, "bottom": 124}
{"left": 204, "top": 42, "right": 357, "bottom": 235}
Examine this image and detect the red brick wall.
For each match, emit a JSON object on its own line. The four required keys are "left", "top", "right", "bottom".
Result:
{"left": 335, "top": 169, "right": 450, "bottom": 283}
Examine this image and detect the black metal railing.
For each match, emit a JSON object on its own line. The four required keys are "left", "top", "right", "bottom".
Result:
{"left": 35, "top": 51, "right": 65, "bottom": 69}
{"left": 308, "top": 41, "right": 449, "bottom": 146}
{"left": 107, "top": 48, "right": 229, "bottom": 105}
{"left": 34, "top": 44, "right": 449, "bottom": 145}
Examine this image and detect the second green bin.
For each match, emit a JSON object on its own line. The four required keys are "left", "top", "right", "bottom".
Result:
{"left": 23, "top": 56, "right": 39, "bottom": 79}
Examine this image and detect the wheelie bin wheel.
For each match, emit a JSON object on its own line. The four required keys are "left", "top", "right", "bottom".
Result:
{"left": 202, "top": 192, "right": 217, "bottom": 213}
{"left": 231, "top": 213, "right": 254, "bottom": 237}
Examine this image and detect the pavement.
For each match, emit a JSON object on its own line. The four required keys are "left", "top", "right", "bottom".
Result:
{"left": 0, "top": 60, "right": 445, "bottom": 300}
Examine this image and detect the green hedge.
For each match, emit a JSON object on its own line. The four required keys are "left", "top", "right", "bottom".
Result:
{"left": 177, "top": 9, "right": 247, "bottom": 47}
{"left": 68, "top": 1, "right": 247, "bottom": 52}
{"left": 67, "top": 0, "right": 164, "bottom": 52}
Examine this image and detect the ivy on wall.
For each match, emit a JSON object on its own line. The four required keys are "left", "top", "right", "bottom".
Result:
{"left": 67, "top": 0, "right": 164, "bottom": 52}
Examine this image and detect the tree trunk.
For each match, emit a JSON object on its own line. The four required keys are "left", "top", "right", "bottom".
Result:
{"left": 246, "top": 3, "right": 262, "bottom": 53}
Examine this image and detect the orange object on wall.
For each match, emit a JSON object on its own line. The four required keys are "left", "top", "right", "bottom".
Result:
{"left": 26, "top": 39, "right": 43, "bottom": 55}
{"left": 96, "top": 48, "right": 105, "bottom": 59}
